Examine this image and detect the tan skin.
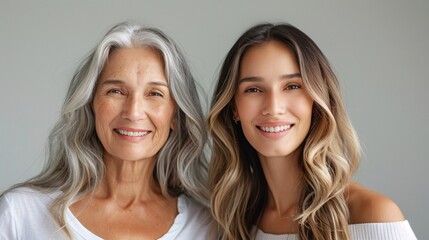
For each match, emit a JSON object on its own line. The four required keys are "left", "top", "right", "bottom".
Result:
{"left": 234, "top": 41, "right": 404, "bottom": 234}
{"left": 70, "top": 47, "right": 178, "bottom": 239}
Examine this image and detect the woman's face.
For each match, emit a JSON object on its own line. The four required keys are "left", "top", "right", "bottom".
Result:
{"left": 93, "top": 47, "right": 176, "bottom": 162}
{"left": 234, "top": 40, "right": 313, "bottom": 160}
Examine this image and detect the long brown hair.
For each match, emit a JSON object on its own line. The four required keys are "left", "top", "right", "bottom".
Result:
{"left": 207, "top": 23, "right": 360, "bottom": 240}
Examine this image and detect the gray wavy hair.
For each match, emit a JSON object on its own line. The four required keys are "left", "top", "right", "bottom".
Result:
{"left": 3, "top": 22, "right": 209, "bottom": 234}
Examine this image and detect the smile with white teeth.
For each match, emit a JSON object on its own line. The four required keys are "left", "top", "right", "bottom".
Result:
{"left": 259, "top": 125, "right": 292, "bottom": 133}
{"left": 115, "top": 129, "right": 149, "bottom": 137}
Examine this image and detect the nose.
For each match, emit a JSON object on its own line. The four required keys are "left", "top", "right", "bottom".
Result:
{"left": 262, "top": 91, "right": 286, "bottom": 116}
{"left": 121, "top": 95, "right": 146, "bottom": 121}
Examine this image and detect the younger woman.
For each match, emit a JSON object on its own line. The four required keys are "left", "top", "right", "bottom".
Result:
{"left": 208, "top": 23, "right": 417, "bottom": 240}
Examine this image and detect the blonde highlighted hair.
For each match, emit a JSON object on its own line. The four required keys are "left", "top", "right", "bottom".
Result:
{"left": 207, "top": 23, "right": 361, "bottom": 240}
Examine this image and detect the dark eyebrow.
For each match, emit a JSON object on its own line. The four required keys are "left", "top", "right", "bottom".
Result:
{"left": 238, "top": 73, "right": 301, "bottom": 84}
{"left": 281, "top": 73, "right": 301, "bottom": 79}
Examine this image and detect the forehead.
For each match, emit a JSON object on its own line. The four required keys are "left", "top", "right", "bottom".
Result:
{"left": 99, "top": 47, "right": 166, "bottom": 82}
{"left": 240, "top": 40, "right": 299, "bottom": 76}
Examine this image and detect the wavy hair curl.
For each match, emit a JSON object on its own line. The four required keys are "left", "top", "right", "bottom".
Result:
{"left": 207, "top": 23, "right": 360, "bottom": 240}
{"left": 2, "top": 21, "right": 208, "bottom": 236}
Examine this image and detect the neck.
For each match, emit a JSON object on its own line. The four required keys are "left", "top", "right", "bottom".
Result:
{"left": 95, "top": 153, "right": 163, "bottom": 207}
{"left": 259, "top": 153, "right": 303, "bottom": 217}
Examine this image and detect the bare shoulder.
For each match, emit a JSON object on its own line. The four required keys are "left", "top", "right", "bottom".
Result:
{"left": 346, "top": 182, "right": 404, "bottom": 224}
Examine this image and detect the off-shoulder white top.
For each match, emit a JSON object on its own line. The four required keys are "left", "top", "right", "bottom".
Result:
{"left": 255, "top": 220, "right": 417, "bottom": 240}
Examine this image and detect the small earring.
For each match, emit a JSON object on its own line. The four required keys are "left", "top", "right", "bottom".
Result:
{"left": 233, "top": 116, "right": 239, "bottom": 124}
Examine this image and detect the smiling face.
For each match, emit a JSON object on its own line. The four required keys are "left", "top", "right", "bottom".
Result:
{"left": 234, "top": 40, "right": 314, "bottom": 160}
{"left": 93, "top": 47, "right": 176, "bottom": 162}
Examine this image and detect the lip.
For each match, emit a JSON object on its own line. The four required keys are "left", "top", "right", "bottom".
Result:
{"left": 114, "top": 127, "right": 151, "bottom": 142}
{"left": 256, "top": 122, "right": 294, "bottom": 138}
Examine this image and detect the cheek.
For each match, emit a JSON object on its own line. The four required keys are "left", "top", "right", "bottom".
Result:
{"left": 154, "top": 104, "right": 176, "bottom": 129}
{"left": 235, "top": 97, "right": 257, "bottom": 121}
{"left": 295, "top": 98, "right": 314, "bottom": 129}
{"left": 93, "top": 100, "right": 118, "bottom": 128}
{"left": 301, "top": 101, "right": 313, "bottom": 119}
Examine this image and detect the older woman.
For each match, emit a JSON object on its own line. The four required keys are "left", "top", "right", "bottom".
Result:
{"left": 0, "top": 22, "right": 214, "bottom": 239}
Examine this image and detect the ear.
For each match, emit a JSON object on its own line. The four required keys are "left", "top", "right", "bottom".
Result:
{"left": 232, "top": 108, "right": 240, "bottom": 122}
{"left": 170, "top": 107, "right": 178, "bottom": 131}
{"left": 170, "top": 117, "right": 176, "bottom": 131}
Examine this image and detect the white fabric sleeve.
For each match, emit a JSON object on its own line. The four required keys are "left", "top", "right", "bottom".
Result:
{"left": 349, "top": 220, "right": 417, "bottom": 240}
{"left": 0, "top": 194, "right": 19, "bottom": 239}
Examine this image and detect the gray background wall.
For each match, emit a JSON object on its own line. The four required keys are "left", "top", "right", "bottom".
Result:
{"left": 1, "top": 0, "right": 427, "bottom": 238}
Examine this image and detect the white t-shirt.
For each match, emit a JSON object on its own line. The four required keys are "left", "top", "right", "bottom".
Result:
{"left": 0, "top": 187, "right": 216, "bottom": 240}
{"left": 255, "top": 220, "right": 418, "bottom": 240}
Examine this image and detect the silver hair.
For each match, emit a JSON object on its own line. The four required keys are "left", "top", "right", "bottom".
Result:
{"left": 2, "top": 22, "right": 209, "bottom": 233}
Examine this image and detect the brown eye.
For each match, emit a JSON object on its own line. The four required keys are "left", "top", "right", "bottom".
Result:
{"left": 244, "top": 87, "right": 262, "bottom": 93}
{"left": 107, "top": 89, "right": 123, "bottom": 94}
{"left": 286, "top": 84, "right": 301, "bottom": 90}
{"left": 148, "top": 91, "right": 164, "bottom": 97}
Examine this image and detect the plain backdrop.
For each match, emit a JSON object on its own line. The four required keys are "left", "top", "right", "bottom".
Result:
{"left": 1, "top": 0, "right": 428, "bottom": 238}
